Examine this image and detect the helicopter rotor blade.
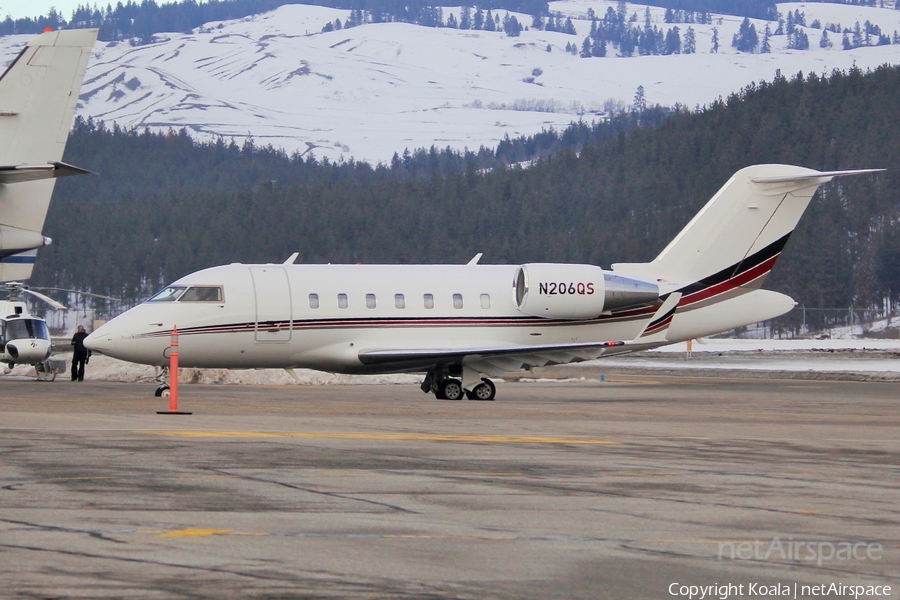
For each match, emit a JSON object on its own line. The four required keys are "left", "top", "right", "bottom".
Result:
{"left": 21, "top": 288, "right": 67, "bottom": 310}
{"left": 29, "top": 286, "right": 121, "bottom": 302}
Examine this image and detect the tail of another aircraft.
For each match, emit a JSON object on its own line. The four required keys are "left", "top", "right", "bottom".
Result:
{"left": 612, "top": 164, "right": 881, "bottom": 306}
{"left": 0, "top": 28, "right": 97, "bottom": 282}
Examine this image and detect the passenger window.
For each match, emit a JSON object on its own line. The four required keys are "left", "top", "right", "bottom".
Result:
{"left": 309, "top": 293, "right": 319, "bottom": 309}
{"left": 480, "top": 294, "right": 491, "bottom": 309}
{"left": 395, "top": 294, "right": 405, "bottom": 309}
{"left": 453, "top": 294, "right": 463, "bottom": 309}
{"left": 180, "top": 286, "right": 223, "bottom": 302}
{"left": 424, "top": 293, "right": 434, "bottom": 309}
{"left": 338, "top": 293, "right": 348, "bottom": 309}
{"left": 366, "top": 293, "right": 376, "bottom": 309}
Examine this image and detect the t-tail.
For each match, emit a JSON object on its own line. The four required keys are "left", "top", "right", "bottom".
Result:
{"left": 612, "top": 164, "right": 883, "bottom": 339}
{"left": 0, "top": 28, "right": 97, "bottom": 282}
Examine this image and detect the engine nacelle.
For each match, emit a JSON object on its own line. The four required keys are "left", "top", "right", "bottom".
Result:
{"left": 514, "top": 263, "right": 659, "bottom": 320}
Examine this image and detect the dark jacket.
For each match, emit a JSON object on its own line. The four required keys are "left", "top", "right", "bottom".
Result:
{"left": 71, "top": 331, "right": 89, "bottom": 354}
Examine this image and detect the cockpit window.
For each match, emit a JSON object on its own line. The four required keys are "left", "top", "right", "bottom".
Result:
{"left": 4, "top": 318, "right": 49, "bottom": 341}
{"left": 148, "top": 286, "right": 187, "bottom": 302}
{"left": 147, "top": 286, "right": 223, "bottom": 303}
{"left": 180, "top": 286, "right": 223, "bottom": 302}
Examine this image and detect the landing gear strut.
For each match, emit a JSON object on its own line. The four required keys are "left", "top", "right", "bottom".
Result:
{"left": 422, "top": 365, "right": 496, "bottom": 401}
{"left": 154, "top": 366, "right": 171, "bottom": 397}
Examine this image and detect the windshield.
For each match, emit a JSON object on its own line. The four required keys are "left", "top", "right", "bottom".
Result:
{"left": 148, "top": 286, "right": 187, "bottom": 302}
{"left": 4, "top": 318, "right": 50, "bottom": 341}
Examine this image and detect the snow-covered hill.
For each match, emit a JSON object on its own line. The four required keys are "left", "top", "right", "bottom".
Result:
{"left": 3, "top": 1, "right": 900, "bottom": 162}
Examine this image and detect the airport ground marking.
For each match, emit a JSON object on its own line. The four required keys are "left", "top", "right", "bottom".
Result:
{"left": 142, "top": 430, "right": 621, "bottom": 445}
{"left": 160, "top": 528, "right": 233, "bottom": 538}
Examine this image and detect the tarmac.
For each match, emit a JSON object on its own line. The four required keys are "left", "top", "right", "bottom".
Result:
{"left": 0, "top": 374, "right": 898, "bottom": 599}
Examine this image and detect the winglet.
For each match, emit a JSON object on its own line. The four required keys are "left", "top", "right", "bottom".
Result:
{"left": 467, "top": 253, "right": 483, "bottom": 266}
{"left": 633, "top": 292, "right": 681, "bottom": 343}
{"left": 283, "top": 252, "right": 299, "bottom": 265}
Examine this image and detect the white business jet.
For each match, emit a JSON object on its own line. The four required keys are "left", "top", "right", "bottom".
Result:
{"left": 0, "top": 28, "right": 98, "bottom": 282}
{"left": 86, "top": 164, "right": 879, "bottom": 400}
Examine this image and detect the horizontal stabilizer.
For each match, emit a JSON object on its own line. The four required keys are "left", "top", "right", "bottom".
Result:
{"left": 0, "top": 162, "right": 93, "bottom": 184}
{"left": 751, "top": 168, "right": 884, "bottom": 184}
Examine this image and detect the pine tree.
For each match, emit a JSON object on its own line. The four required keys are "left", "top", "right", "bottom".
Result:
{"left": 580, "top": 36, "right": 592, "bottom": 57}
{"left": 665, "top": 26, "right": 680, "bottom": 54}
{"left": 616, "top": 0, "right": 628, "bottom": 23}
{"left": 732, "top": 18, "right": 758, "bottom": 52}
{"left": 820, "top": 29, "right": 832, "bottom": 48}
{"left": 473, "top": 7, "right": 484, "bottom": 30}
{"left": 484, "top": 9, "right": 495, "bottom": 31}
{"left": 683, "top": 26, "right": 696, "bottom": 54}
{"left": 460, "top": 6, "right": 471, "bottom": 29}
{"left": 633, "top": 85, "right": 646, "bottom": 112}
{"left": 761, "top": 23, "right": 771, "bottom": 52}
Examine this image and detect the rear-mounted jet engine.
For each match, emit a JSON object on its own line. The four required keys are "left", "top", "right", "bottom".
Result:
{"left": 514, "top": 264, "right": 659, "bottom": 319}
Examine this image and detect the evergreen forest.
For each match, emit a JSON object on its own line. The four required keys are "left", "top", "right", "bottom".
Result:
{"left": 3, "top": 0, "right": 849, "bottom": 41}
{"left": 33, "top": 64, "right": 900, "bottom": 334}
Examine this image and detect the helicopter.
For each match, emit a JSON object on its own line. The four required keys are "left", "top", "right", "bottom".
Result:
{"left": 0, "top": 283, "right": 120, "bottom": 381}
{"left": 0, "top": 283, "right": 66, "bottom": 380}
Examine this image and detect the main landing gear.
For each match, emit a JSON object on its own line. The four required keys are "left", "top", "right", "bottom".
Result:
{"left": 421, "top": 366, "right": 497, "bottom": 401}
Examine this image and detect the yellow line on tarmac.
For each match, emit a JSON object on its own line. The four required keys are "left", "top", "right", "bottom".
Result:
{"left": 143, "top": 431, "right": 620, "bottom": 445}
{"left": 160, "top": 528, "right": 233, "bottom": 538}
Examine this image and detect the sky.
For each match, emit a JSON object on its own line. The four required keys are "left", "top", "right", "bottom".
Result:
{"left": 1, "top": 1, "right": 86, "bottom": 20}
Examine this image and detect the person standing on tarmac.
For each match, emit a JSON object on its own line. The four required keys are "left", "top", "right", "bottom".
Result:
{"left": 71, "top": 325, "right": 90, "bottom": 381}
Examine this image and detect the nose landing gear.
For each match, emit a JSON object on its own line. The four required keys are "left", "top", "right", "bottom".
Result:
{"left": 154, "top": 366, "right": 171, "bottom": 396}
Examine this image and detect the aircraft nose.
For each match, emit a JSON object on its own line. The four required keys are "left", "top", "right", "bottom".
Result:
{"left": 84, "top": 327, "right": 124, "bottom": 353}
{"left": 6, "top": 339, "right": 51, "bottom": 362}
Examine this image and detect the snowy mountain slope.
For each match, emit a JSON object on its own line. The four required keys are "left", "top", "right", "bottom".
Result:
{"left": 2, "top": 1, "right": 900, "bottom": 163}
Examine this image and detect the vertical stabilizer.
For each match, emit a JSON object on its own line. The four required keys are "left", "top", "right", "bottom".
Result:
{"left": 612, "top": 165, "right": 882, "bottom": 298}
{"left": 0, "top": 28, "right": 98, "bottom": 282}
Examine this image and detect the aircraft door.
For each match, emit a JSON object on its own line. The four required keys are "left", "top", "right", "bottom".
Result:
{"left": 250, "top": 267, "right": 292, "bottom": 342}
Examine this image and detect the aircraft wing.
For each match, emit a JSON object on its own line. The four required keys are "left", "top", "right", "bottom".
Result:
{"left": 358, "top": 339, "right": 634, "bottom": 376}
{"left": 358, "top": 294, "right": 682, "bottom": 377}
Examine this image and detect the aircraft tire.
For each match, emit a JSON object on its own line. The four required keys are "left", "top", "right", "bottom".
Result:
{"left": 439, "top": 379, "right": 464, "bottom": 401}
{"left": 468, "top": 379, "right": 496, "bottom": 401}
{"left": 155, "top": 385, "right": 170, "bottom": 397}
